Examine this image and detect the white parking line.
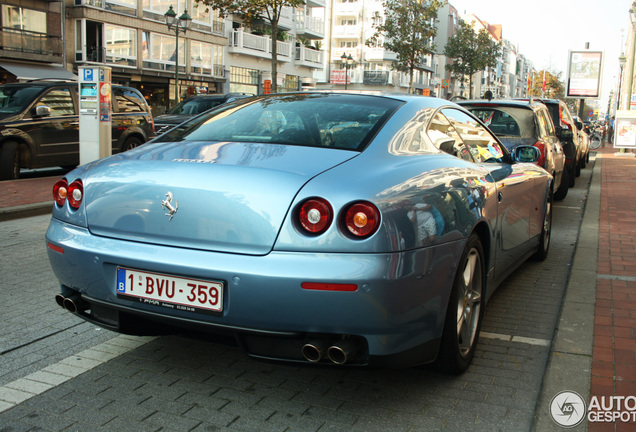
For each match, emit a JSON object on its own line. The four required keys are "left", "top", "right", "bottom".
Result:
{"left": 480, "top": 332, "right": 551, "bottom": 347}
{"left": 0, "top": 335, "right": 155, "bottom": 414}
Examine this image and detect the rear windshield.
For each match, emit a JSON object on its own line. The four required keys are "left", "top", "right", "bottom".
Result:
{"left": 168, "top": 97, "right": 226, "bottom": 116}
{"left": 154, "top": 93, "right": 402, "bottom": 151}
{"left": 466, "top": 106, "right": 536, "bottom": 138}
{"left": 0, "top": 85, "right": 44, "bottom": 114}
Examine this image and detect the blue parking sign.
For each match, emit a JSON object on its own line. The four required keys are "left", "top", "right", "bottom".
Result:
{"left": 83, "top": 68, "right": 94, "bottom": 81}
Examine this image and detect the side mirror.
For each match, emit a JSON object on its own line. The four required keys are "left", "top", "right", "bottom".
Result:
{"left": 513, "top": 145, "right": 540, "bottom": 163}
{"left": 574, "top": 120, "right": 583, "bottom": 130}
{"left": 35, "top": 105, "right": 51, "bottom": 117}
{"left": 557, "top": 127, "right": 573, "bottom": 139}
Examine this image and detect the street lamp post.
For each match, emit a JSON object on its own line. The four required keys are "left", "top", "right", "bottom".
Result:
{"left": 618, "top": 54, "right": 626, "bottom": 110}
{"left": 340, "top": 53, "right": 354, "bottom": 90}
{"left": 164, "top": 5, "right": 192, "bottom": 107}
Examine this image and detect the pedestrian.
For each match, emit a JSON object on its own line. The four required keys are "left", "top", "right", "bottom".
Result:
{"left": 608, "top": 116, "right": 615, "bottom": 144}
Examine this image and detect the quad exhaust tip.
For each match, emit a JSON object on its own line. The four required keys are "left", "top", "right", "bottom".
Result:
{"left": 302, "top": 338, "right": 358, "bottom": 364}
{"left": 55, "top": 294, "right": 88, "bottom": 313}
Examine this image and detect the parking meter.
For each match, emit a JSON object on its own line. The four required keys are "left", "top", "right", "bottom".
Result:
{"left": 78, "top": 66, "right": 112, "bottom": 165}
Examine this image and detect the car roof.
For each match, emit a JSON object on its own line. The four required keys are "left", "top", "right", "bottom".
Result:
{"left": 458, "top": 99, "right": 546, "bottom": 111}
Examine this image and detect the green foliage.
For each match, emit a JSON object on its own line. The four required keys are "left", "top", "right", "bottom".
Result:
{"left": 198, "top": 0, "right": 306, "bottom": 92}
{"left": 366, "top": 0, "right": 443, "bottom": 93}
{"left": 444, "top": 20, "right": 501, "bottom": 98}
{"left": 528, "top": 70, "right": 565, "bottom": 99}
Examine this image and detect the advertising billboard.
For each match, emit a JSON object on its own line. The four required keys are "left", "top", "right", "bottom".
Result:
{"left": 614, "top": 110, "right": 636, "bottom": 149}
{"left": 565, "top": 50, "right": 604, "bottom": 99}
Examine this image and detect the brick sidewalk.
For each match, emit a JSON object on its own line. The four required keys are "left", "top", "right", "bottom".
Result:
{"left": 590, "top": 146, "right": 636, "bottom": 432}
{"left": 0, "top": 176, "right": 57, "bottom": 208}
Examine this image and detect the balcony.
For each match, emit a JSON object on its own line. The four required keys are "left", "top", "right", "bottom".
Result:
{"left": 295, "top": 46, "right": 323, "bottom": 69}
{"left": 296, "top": 16, "right": 325, "bottom": 39}
{"left": 0, "top": 27, "right": 63, "bottom": 59}
{"left": 228, "top": 29, "right": 292, "bottom": 62}
{"left": 331, "top": 47, "right": 361, "bottom": 62}
{"left": 364, "top": 47, "right": 397, "bottom": 62}
{"left": 278, "top": 7, "right": 295, "bottom": 31}
{"left": 334, "top": 2, "right": 361, "bottom": 16}
{"left": 332, "top": 24, "right": 361, "bottom": 37}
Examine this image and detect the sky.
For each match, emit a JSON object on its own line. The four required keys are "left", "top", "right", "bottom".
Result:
{"left": 447, "top": 0, "right": 632, "bottom": 111}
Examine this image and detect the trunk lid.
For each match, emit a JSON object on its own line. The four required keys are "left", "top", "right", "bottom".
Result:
{"left": 85, "top": 141, "right": 355, "bottom": 255}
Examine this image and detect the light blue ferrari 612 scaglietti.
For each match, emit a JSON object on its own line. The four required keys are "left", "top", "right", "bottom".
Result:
{"left": 46, "top": 92, "right": 552, "bottom": 373}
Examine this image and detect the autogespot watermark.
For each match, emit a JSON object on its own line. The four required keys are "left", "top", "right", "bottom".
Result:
{"left": 550, "top": 391, "right": 636, "bottom": 428}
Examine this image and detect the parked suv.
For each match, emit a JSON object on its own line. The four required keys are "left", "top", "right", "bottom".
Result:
{"left": 516, "top": 98, "right": 583, "bottom": 187}
{"left": 0, "top": 80, "right": 155, "bottom": 180}
{"left": 459, "top": 99, "right": 569, "bottom": 200}
{"left": 154, "top": 93, "right": 252, "bottom": 135}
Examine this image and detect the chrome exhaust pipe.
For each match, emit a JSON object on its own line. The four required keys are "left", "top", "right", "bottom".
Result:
{"left": 62, "top": 295, "right": 88, "bottom": 313}
{"left": 302, "top": 340, "right": 326, "bottom": 363}
{"left": 55, "top": 294, "right": 66, "bottom": 308}
{"left": 327, "top": 339, "right": 357, "bottom": 365}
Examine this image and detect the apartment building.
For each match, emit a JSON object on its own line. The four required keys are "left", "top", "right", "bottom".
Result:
{"left": 0, "top": 0, "right": 532, "bottom": 108}
{"left": 315, "top": 0, "right": 436, "bottom": 94}
{"left": 0, "top": 1, "right": 74, "bottom": 83}
{"left": 0, "top": 0, "right": 325, "bottom": 115}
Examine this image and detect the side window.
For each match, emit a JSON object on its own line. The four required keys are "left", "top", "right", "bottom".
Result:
{"left": 36, "top": 88, "right": 75, "bottom": 116}
{"left": 442, "top": 108, "right": 505, "bottom": 163}
{"left": 426, "top": 111, "right": 472, "bottom": 161}
{"left": 114, "top": 88, "right": 146, "bottom": 113}
{"left": 559, "top": 103, "right": 574, "bottom": 129}
{"left": 537, "top": 110, "right": 554, "bottom": 137}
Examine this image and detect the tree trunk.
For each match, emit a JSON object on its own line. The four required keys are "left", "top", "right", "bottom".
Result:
{"left": 270, "top": 19, "right": 279, "bottom": 93}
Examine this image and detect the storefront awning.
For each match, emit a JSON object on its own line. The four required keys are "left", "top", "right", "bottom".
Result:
{"left": 0, "top": 62, "right": 77, "bottom": 81}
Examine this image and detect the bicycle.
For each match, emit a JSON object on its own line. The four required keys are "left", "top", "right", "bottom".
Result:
{"left": 589, "top": 127, "right": 603, "bottom": 150}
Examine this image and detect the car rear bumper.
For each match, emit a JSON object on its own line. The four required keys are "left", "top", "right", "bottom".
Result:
{"left": 46, "top": 217, "right": 464, "bottom": 367}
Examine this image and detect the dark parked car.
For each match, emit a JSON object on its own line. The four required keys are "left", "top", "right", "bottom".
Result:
{"left": 517, "top": 98, "right": 583, "bottom": 187}
{"left": 459, "top": 99, "right": 569, "bottom": 200}
{"left": 0, "top": 80, "right": 154, "bottom": 180}
{"left": 48, "top": 92, "right": 552, "bottom": 373}
{"left": 572, "top": 115, "right": 590, "bottom": 167}
{"left": 154, "top": 93, "right": 252, "bottom": 134}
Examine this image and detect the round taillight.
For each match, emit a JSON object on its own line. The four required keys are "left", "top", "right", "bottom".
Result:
{"left": 67, "top": 180, "right": 84, "bottom": 210}
{"left": 53, "top": 179, "right": 68, "bottom": 207}
{"left": 343, "top": 202, "right": 380, "bottom": 238}
{"left": 298, "top": 198, "right": 333, "bottom": 235}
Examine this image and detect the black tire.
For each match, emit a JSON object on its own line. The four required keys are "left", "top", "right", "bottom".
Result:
{"left": 122, "top": 137, "right": 143, "bottom": 152}
{"left": 436, "top": 233, "right": 485, "bottom": 374}
{"left": 575, "top": 159, "right": 581, "bottom": 177}
{"left": 568, "top": 165, "right": 576, "bottom": 187}
{"left": 532, "top": 188, "right": 552, "bottom": 261}
{"left": 554, "top": 169, "right": 569, "bottom": 201}
{"left": 0, "top": 140, "right": 20, "bottom": 180}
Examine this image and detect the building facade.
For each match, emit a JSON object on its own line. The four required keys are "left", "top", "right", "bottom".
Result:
{"left": 0, "top": 0, "right": 534, "bottom": 110}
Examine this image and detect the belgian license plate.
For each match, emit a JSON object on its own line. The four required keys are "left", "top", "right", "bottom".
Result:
{"left": 116, "top": 267, "right": 223, "bottom": 314}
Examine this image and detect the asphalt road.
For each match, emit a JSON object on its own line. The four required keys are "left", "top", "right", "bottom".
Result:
{"left": 0, "top": 159, "right": 594, "bottom": 431}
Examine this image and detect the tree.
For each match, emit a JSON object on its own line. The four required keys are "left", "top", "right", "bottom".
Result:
{"left": 444, "top": 20, "right": 501, "bottom": 99}
{"left": 197, "top": 0, "right": 305, "bottom": 93}
{"left": 366, "top": 0, "right": 442, "bottom": 94}
{"left": 527, "top": 69, "right": 565, "bottom": 99}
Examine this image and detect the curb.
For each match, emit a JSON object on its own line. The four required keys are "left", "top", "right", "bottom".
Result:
{"left": 531, "top": 153, "right": 601, "bottom": 431}
{"left": 0, "top": 202, "right": 52, "bottom": 222}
